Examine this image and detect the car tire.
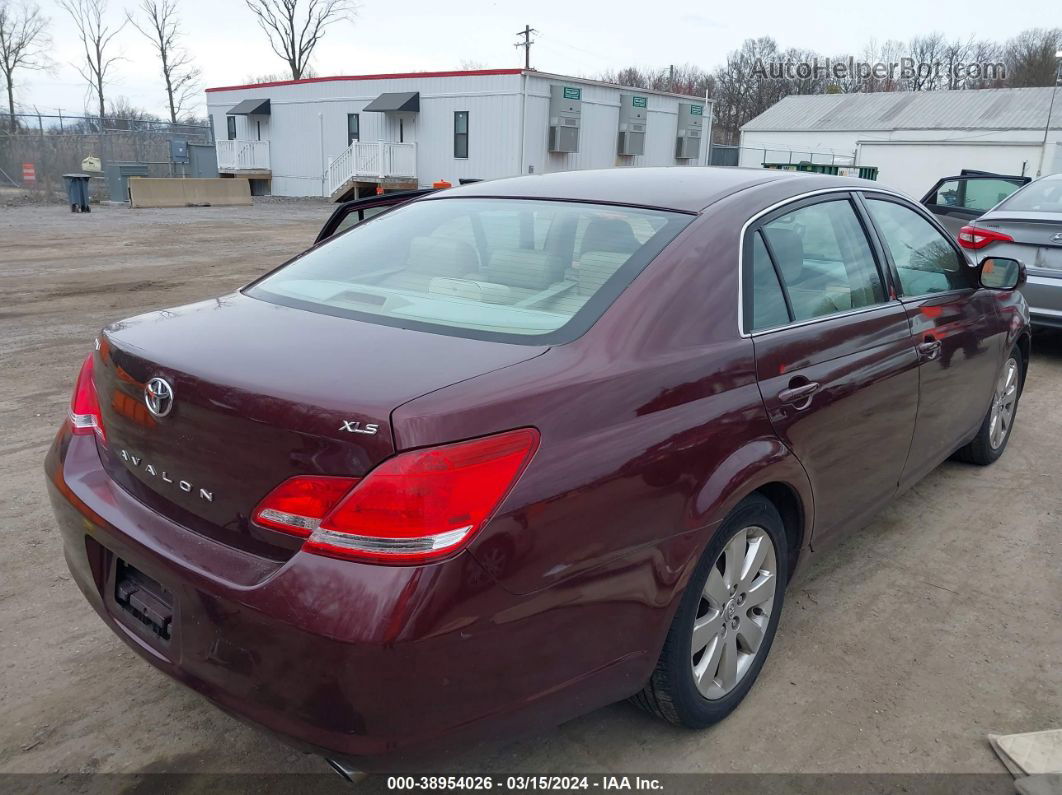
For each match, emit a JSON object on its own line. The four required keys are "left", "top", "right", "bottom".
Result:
{"left": 953, "top": 346, "right": 1023, "bottom": 466}
{"left": 632, "top": 493, "right": 788, "bottom": 728}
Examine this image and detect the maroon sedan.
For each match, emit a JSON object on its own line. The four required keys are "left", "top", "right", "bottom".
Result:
{"left": 45, "top": 168, "right": 1029, "bottom": 771}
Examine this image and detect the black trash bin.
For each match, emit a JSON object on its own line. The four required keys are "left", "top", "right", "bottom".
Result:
{"left": 63, "top": 173, "right": 92, "bottom": 213}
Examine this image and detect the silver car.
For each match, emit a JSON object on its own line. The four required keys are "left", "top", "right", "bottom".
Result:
{"left": 953, "top": 174, "right": 1062, "bottom": 330}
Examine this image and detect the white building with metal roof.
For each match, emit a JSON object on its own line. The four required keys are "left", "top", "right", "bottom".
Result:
{"left": 739, "top": 87, "right": 1062, "bottom": 197}
{"left": 205, "top": 69, "right": 712, "bottom": 200}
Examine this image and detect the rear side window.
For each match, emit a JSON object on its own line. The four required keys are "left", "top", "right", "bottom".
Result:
{"left": 749, "top": 232, "right": 789, "bottom": 330}
{"left": 865, "top": 199, "right": 967, "bottom": 295}
{"left": 932, "top": 178, "right": 1023, "bottom": 212}
{"left": 999, "top": 178, "right": 1062, "bottom": 213}
{"left": 759, "top": 199, "right": 885, "bottom": 322}
{"left": 248, "top": 198, "right": 691, "bottom": 344}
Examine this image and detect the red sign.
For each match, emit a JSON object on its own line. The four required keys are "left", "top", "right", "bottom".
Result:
{"left": 21, "top": 162, "right": 36, "bottom": 185}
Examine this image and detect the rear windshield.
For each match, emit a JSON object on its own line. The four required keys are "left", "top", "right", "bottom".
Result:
{"left": 998, "top": 178, "right": 1062, "bottom": 213}
{"left": 246, "top": 197, "right": 692, "bottom": 344}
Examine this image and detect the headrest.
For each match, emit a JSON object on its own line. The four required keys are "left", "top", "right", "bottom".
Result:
{"left": 485, "top": 249, "right": 561, "bottom": 290}
{"left": 405, "top": 236, "right": 476, "bottom": 277}
{"left": 580, "top": 218, "right": 641, "bottom": 256}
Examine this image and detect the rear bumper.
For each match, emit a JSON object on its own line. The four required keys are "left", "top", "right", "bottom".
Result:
{"left": 44, "top": 428, "right": 660, "bottom": 770}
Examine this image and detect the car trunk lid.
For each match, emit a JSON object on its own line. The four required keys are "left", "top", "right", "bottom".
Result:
{"left": 977, "top": 212, "right": 1062, "bottom": 271}
{"left": 95, "top": 293, "right": 547, "bottom": 558}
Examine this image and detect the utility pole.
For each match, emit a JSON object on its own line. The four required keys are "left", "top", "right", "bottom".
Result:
{"left": 515, "top": 25, "right": 536, "bottom": 70}
{"left": 1036, "top": 50, "right": 1062, "bottom": 177}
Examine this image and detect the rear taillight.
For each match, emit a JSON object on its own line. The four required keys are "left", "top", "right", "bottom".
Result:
{"left": 251, "top": 428, "right": 539, "bottom": 564}
{"left": 958, "top": 225, "right": 1014, "bottom": 250}
{"left": 252, "top": 475, "right": 360, "bottom": 536}
{"left": 69, "top": 354, "right": 106, "bottom": 442}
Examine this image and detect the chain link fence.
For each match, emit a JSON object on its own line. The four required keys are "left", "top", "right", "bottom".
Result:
{"left": 0, "top": 113, "right": 213, "bottom": 198}
{"left": 709, "top": 143, "right": 856, "bottom": 168}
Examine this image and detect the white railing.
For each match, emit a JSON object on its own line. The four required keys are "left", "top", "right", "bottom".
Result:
{"left": 327, "top": 141, "right": 417, "bottom": 195}
{"left": 216, "top": 139, "right": 271, "bottom": 171}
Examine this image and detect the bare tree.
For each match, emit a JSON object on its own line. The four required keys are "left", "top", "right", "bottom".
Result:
{"left": 59, "top": 0, "right": 125, "bottom": 126}
{"left": 126, "top": 0, "right": 199, "bottom": 123}
{"left": 242, "top": 66, "right": 317, "bottom": 84}
{"left": 1003, "top": 28, "right": 1062, "bottom": 87}
{"left": 907, "top": 33, "right": 946, "bottom": 91}
{"left": 0, "top": 0, "right": 51, "bottom": 131}
{"left": 244, "top": 0, "right": 356, "bottom": 81}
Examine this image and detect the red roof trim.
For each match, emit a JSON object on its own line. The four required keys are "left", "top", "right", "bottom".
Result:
{"left": 206, "top": 68, "right": 523, "bottom": 93}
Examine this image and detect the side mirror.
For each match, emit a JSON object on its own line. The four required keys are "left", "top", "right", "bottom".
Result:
{"left": 979, "top": 256, "right": 1025, "bottom": 290}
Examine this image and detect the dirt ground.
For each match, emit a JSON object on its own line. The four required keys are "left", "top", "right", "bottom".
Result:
{"left": 0, "top": 202, "right": 1059, "bottom": 787}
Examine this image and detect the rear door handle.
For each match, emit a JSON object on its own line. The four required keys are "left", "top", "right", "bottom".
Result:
{"left": 778, "top": 381, "right": 821, "bottom": 407}
{"left": 917, "top": 339, "right": 942, "bottom": 359}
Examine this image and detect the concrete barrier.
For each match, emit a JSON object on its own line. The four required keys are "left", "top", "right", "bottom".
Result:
{"left": 128, "top": 177, "right": 252, "bottom": 208}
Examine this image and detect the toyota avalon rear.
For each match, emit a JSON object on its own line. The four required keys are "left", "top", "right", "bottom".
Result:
{"left": 44, "top": 191, "right": 694, "bottom": 769}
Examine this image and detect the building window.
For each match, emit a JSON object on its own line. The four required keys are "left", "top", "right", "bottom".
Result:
{"left": 454, "top": 111, "right": 469, "bottom": 158}
{"left": 347, "top": 113, "right": 359, "bottom": 145}
{"left": 226, "top": 116, "right": 236, "bottom": 140}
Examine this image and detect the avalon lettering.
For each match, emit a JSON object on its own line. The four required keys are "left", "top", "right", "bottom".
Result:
{"left": 119, "top": 449, "right": 214, "bottom": 502}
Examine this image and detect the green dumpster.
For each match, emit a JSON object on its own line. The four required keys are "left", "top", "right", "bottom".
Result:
{"left": 762, "top": 162, "right": 878, "bottom": 180}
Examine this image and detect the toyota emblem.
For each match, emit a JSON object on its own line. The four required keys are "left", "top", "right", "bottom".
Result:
{"left": 144, "top": 377, "right": 175, "bottom": 418}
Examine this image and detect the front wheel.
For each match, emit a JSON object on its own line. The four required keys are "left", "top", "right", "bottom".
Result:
{"left": 632, "top": 494, "right": 787, "bottom": 728}
{"left": 953, "top": 347, "right": 1023, "bottom": 466}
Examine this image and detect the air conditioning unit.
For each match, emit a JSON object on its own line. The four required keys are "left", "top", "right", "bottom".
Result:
{"left": 549, "top": 85, "right": 582, "bottom": 153}
{"left": 618, "top": 93, "right": 647, "bottom": 156}
{"left": 675, "top": 102, "right": 704, "bottom": 160}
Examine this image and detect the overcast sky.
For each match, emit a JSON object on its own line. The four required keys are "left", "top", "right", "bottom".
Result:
{"left": 11, "top": 0, "right": 1052, "bottom": 120}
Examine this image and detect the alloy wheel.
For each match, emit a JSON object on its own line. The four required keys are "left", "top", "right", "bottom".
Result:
{"left": 691, "top": 526, "right": 777, "bottom": 700}
{"left": 989, "top": 357, "right": 1019, "bottom": 450}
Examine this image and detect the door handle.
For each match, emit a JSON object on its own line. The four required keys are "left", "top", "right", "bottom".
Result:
{"left": 778, "top": 381, "right": 821, "bottom": 407}
{"left": 917, "top": 338, "right": 942, "bottom": 360}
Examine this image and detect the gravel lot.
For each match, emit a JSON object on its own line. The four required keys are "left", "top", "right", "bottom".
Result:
{"left": 0, "top": 201, "right": 1059, "bottom": 788}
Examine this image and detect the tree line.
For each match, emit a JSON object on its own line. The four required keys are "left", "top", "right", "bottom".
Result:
{"left": 0, "top": 0, "right": 356, "bottom": 132}
{"left": 597, "top": 29, "right": 1062, "bottom": 144}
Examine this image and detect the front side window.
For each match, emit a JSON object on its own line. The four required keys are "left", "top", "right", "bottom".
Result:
{"left": 226, "top": 116, "right": 236, "bottom": 140}
{"left": 347, "top": 113, "right": 359, "bottom": 145}
{"left": 333, "top": 204, "right": 394, "bottom": 236}
{"left": 454, "top": 111, "right": 469, "bottom": 158}
{"left": 248, "top": 198, "right": 691, "bottom": 343}
{"left": 758, "top": 199, "right": 885, "bottom": 322}
{"left": 865, "top": 198, "right": 967, "bottom": 296}
{"left": 932, "top": 178, "right": 1023, "bottom": 212}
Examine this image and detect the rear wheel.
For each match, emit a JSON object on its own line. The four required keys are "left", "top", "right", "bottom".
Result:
{"left": 633, "top": 494, "right": 787, "bottom": 728}
{"left": 954, "top": 347, "right": 1023, "bottom": 466}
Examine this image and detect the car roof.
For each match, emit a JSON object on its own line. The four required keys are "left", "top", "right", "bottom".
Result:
{"left": 432, "top": 167, "right": 881, "bottom": 213}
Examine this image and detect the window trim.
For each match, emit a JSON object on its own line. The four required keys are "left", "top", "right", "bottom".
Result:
{"left": 226, "top": 115, "right": 237, "bottom": 141}
{"left": 740, "top": 190, "right": 892, "bottom": 335}
{"left": 454, "top": 110, "right": 469, "bottom": 159}
{"left": 737, "top": 186, "right": 975, "bottom": 337}
{"left": 347, "top": 113, "right": 360, "bottom": 145}
{"left": 857, "top": 191, "right": 975, "bottom": 301}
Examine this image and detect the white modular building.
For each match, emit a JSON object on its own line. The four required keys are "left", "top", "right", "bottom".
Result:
{"left": 205, "top": 69, "right": 712, "bottom": 200}
{"left": 738, "top": 87, "right": 1062, "bottom": 197}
